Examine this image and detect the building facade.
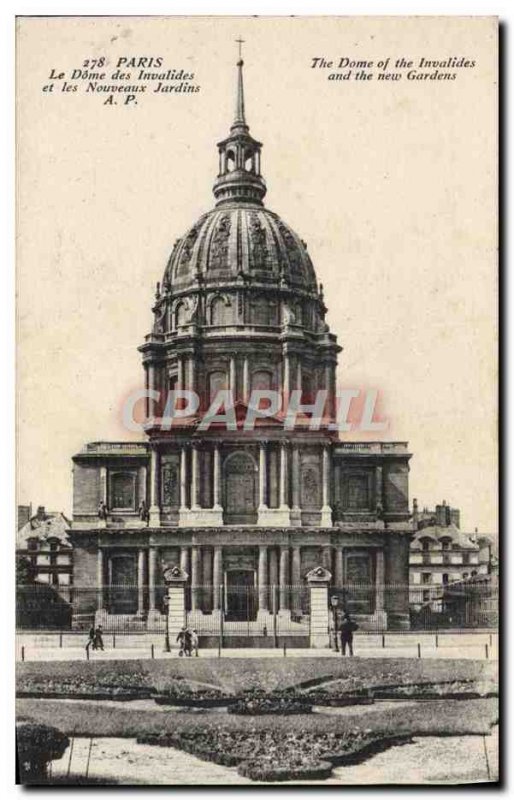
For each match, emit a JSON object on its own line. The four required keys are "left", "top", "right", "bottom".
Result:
{"left": 68, "top": 58, "right": 413, "bottom": 635}
{"left": 16, "top": 505, "right": 73, "bottom": 588}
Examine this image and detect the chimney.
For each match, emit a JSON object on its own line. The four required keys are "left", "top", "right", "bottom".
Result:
{"left": 435, "top": 503, "right": 446, "bottom": 526}
{"left": 36, "top": 506, "right": 46, "bottom": 520}
{"left": 17, "top": 504, "right": 32, "bottom": 531}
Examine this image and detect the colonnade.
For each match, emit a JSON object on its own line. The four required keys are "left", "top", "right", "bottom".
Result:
{"left": 96, "top": 544, "right": 385, "bottom": 617}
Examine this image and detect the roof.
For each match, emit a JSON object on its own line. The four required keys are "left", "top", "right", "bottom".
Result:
{"left": 16, "top": 511, "right": 71, "bottom": 549}
{"left": 411, "top": 524, "right": 479, "bottom": 550}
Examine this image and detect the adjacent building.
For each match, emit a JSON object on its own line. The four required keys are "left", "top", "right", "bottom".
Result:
{"left": 16, "top": 505, "right": 73, "bottom": 588}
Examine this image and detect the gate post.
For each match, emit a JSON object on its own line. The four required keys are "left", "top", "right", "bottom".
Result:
{"left": 306, "top": 566, "right": 332, "bottom": 648}
{"left": 163, "top": 565, "right": 189, "bottom": 652}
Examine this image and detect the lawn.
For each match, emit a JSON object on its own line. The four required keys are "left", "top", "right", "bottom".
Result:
{"left": 16, "top": 656, "right": 496, "bottom": 696}
{"left": 17, "top": 697, "right": 498, "bottom": 739}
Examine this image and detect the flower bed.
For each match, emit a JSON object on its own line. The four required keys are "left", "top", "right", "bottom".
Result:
{"left": 136, "top": 727, "right": 403, "bottom": 781}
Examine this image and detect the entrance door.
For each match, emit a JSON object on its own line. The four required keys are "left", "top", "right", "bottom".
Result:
{"left": 108, "top": 554, "right": 138, "bottom": 614}
{"left": 223, "top": 452, "right": 257, "bottom": 524}
{"left": 225, "top": 570, "right": 257, "bottom": 621}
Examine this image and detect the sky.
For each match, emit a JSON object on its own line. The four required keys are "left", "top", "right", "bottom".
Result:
{"left": 16, "top": 16, "right": 497, "bottom": 532}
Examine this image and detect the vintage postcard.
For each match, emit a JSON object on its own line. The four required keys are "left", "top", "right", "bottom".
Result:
{"left": 16, "top": 15, "right": 498, "bottom": 786}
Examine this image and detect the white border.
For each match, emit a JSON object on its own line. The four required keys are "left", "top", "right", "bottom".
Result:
{"left": 3, "top": 2, "right": 509, "bottom": 798}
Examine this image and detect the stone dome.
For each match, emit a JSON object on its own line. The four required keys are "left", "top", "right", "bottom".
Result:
{"left": 164, "top": 205, "right": 318, "bottom": 291}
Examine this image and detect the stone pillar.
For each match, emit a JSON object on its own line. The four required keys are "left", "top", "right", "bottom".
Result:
{"left": 179, "top": 445, "right": 188, "bottom": 511}
{"left": 243, "top": 357, "right": 250, "bottom": 402}
{"left": 213, "top": 445, "right": 222, "bottom": 509}
{"left": 279, "top": 442, "right": 289, "bottom": 510}
{"left": 320, "top": 445, "right": 333, "bottom": 527}
{"left": 258, "top": 545, "right": 269, "bottom": 616}
{"left": 137, "top": 548, "right": 146, "bottom": 616}
{"left": 322, "top": 545, "right": 333, "bottom": 575}
{"left": 191, "top": 546, "right": 202, "bottom": 613}
{"left": 290, "top": 445, "right": 301, "bottom": 526}
{"left": 229, "top": 357, "right": 236, "bottom": 399}
{"left": 279, "top": 546, "right": 290, "bottom": 615}
{"left": 149, "top": 448, "right": 161, "bottom": 526}
{"left": 147, "top": 364, "right": 156, "bottom": 418}
{"left": 375, "top": 549, "right": 385, "bottom": 615}
{"left": 384, "top": 533, "right": 410, "bottom": 629}
{"left": 334, "top": 547, "right": 344, "bottom": 588}
{"left": 177, "top": 357, "right": 184, "bottom": 390}
{"left": 283, "top": 354, "right": 291, "bottom": 400}
{"left": 212, "top": 545, "right": 223, "bottom": 612}
{"left": 375, "top": 465, "right": 383, "bottom": 514}
{"left": 191, "top": 444, "right": 200, "bottom": 510}
{"left": 148, "top": 546, "right": 157, "bottom": 612}
{"left": 258, "top": 443, "right": 267, "bottom": 511}
{"left": 291, "top": 546, "right": 301, "bottom": 615}
{"left": 202, "top": 547, "right": 213, "bottom": 613}
{"left": 307, "top": 566, "right": 332, "bottom": 648}
{"left": 96, "top": 549, "right": 104, "bottom": 610}
{"left": 180, "top": 546, "right": 189, "bottom": 575}
{"left": 188, "top": 356, "right": 195, "bottom": 393}
{"left": 163, "top": 566, "right": 188, "bottom": 651}
{"left": 296, "top": 359, "right": 302, "bottom": 391}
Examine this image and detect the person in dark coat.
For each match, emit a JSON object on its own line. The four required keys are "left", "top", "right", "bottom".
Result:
{"left": 339, "top": 612, "right": 359, "bottom": 656}
{"left": 85, "top": 625, "right": 95, "bottom": 653}
{"left": 93, "top": 624, "right": 105, "bottom": 651}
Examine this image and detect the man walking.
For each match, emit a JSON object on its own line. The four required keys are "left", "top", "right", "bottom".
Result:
{"left": 93, "top": 624, "right": 105, "bottom": 652}
{"left": 85, "top": 625, "right": 95, "bottom": 654}
{"left": 189, "top": 628, "right": 199, "bottom": 657}
{"left": 339, "top": 612, "right": 358, "bottom": 656}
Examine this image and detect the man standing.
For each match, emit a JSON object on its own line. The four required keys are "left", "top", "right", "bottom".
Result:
{"left": 85, "top": 625, "right": 95, "bottom": 654}
{"left": 339, "top": 612, "right": 358, "bottom": 656}
{"left": 94, "top": 624, "right": 105, "bottom": 651}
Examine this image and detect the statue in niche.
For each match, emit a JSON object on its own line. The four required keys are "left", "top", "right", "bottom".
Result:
{"left": 249, "top": 213, "right": 269, "bottom": 270}
{"left": 210, "top": 214, "right": 231, "bottom": 270}
{"left": 138, "top": 499, "right": 149, "bottom": 522}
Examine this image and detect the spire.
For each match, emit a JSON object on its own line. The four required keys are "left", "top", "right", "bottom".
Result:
{"left": 212, "top": 43, "right": 267, "bottom": 207}
{"left": 232, "top": 39, "right": 248, "bottom": 132}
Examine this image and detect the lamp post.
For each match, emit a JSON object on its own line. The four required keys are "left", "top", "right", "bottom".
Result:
{"left": 163, "top": 594, "right": 170, "bottom": 652}
{"left": 330, "top": 595, "right": 339, "bottom": 652}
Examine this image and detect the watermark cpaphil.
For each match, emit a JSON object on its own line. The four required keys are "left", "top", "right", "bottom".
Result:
{"left": 121, "top": 387, "right": 389, "bottom": 433}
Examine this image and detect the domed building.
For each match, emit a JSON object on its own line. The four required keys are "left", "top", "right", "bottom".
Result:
{"left": 69, "top": 57, "right": 413, "bottom": 638}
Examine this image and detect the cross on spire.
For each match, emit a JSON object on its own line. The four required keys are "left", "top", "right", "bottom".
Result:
{"left": 235, "top": 37, "right": 245, "bottom": 63}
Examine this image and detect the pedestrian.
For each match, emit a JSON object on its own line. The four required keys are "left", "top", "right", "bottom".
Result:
{"left": 176, "top": 625, "right": 187, "bottom": 656}
{"left": 189, "top": 628, "right": 199, "bottom": 657}
{"left": 339, "top": 612, "right": 359, "bottom": 656}
{"left": 183, "top": 627, "right": 193, "bottom": 657}
{"left": 94, "top": 624, "right": 105, "bottom": 651}
{"left": 85, "top": 625, "right": 95, "bottom": 654}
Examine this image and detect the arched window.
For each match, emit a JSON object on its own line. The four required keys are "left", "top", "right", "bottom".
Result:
{"left": 209, "top": 370, "right": 228, "bottom": 402}
{"left": 110, "top": 472, "right": 136, "bottom": 511}
{"left": 210, "top": 296, "right": 232, "bottom": 326}
{"left": 226, "top": 150, "right": 236, "bottom": 172}
{"left": 251, "top": 370, "right": 273, "bottom": 392}
{"left": 175, "top": 301, "right": 188, "bottom": 328}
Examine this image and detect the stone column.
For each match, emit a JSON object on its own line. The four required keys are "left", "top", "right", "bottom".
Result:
{"left": 375, "top": 549, "right": 385, "bottom": 615}
{"left": 148, "top": 546, "right": 157, "bottom": 612}
{"left": 243, "top": 357, "right": 250, "bottom": 402}
{"left": 375, "top": 465, "right": 383, "bottom": 515}
{"left": 213, "top": 445, "right": 222, "bottom": 509}
{"left": 283, "top": 354, "right": 291, "bottom": 399}
{"left": 149, "top": 448, "right": 161, "bottom": 526}
{"left": 191, "top": 546, "right": 202, "bottom": 612}
{"left": 180, "top": 445, "right": 188, "bottom": 511}
{"left": 191, "top": 444, "right": 200, "bottom": 510}
{"left": 334, "top": 547, "right": 344, "bottom": 588}
{"left": 202, "top": 547, "right": 213, "bottom": 613}
{"left": 212, "top": 545, "right": 223, "bottom": 612}
{"left": 137, "top": 548, "right": 146, "bottom": 616}
{"left": 320, "top": 445, "right": 333, "bottom": 527}
{"left": 96, "top": 549, "right": 104, "bottom": 610}
{"left": 188, "top": 356, "right": 195, "bottom": 393}
{"left": 258, "top": 443, "right": 267, "bottom": 510}
{"left": 279, "top": 546, "right": 290, "bottom": 614}
{"left": 258, "top": 545, "right": 269, "bottom": 615}
{"left": 229, "top": 357, "right": 236, "bottom": 399}
{"left": 307, "top": 566, "right": 332, "bottom": 648}
{"left": 147, "top": 364, "right": 156, "bottom": 418}
{"left": 279, "top": 442, "right": 289, "bottom": 509}
{"left": 180, "top": 546, "right": 189, "bottom": 575}
{"left": 296, "top": 359, "right": 302, "bottom": 391}
{"left": 291, "top": 546, "right": 302, "bottom": 615}
{"left": 322, "top": 545, "right": 333, "bottom": 574}
{"left": 177, "top": 357, "right": 184, "bottom": 390}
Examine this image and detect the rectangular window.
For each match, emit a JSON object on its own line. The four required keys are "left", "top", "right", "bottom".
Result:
{"left": 347, "top": 475, "right": 369, "bottom": 510}
{"left": 421, "top": 573, "right": 431, "bottom": 584}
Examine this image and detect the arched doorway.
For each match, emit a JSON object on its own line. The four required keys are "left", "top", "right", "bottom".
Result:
{"left": 223, "top": 451, "right": 258, "bottom": 525}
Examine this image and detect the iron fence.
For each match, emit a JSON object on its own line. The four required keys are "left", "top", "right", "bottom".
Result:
{"left": 16, "top": 579, "right": 498, "bottom": 634}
